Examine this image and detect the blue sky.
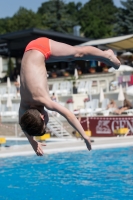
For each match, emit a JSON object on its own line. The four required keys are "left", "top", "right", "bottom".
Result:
{"left": 0, "top": 0, "right": 125, "bottom": 18}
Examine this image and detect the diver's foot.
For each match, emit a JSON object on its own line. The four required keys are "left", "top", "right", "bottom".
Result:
{"left": 104, "top": 49, "right": 121, "bottom": 69}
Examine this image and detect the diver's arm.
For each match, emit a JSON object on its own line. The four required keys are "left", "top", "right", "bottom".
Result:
{"left": 44, "top": 99, "right": 91, "bottom": 150}
{"left": 19, "top": 105, "right": 45, "bottom": 156}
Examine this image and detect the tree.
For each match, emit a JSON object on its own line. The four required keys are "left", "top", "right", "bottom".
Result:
{"left": 0, "top": 0, "right": 120, "bottom": 38}
{"left": 65, "top": 2, "right": 82, "bottom": 24}
{"left": 37, "top": 0, "right": 77, "bottom": 33}
{"left": 79, "top": 0, "right": 118, "bottom": 39}
{"left": 114, "top": 0, "right": 133, "bottom": 35}
{"left": 0, "top": 17, "right": 13, "bottom": 34}
{"left": 0, "top": 7, "right": 42, "bottom": 34}
{"left": 11, "top": 7, "right": 42, "bottom": 31}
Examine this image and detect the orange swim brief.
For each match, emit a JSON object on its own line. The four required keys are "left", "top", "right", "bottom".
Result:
{"left": 25, "top": 37, "right": 51, "bottom": 59}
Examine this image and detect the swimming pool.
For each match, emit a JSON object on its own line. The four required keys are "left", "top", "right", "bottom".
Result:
{"left": 0, "top": 147, "right": 133, "bottom": 200}
{"left": 2, "top": 138, "right": 67, "bottom": 147}
{"left": 3, "top": 140, "right": 29, "bottom": 146}
{"left": 2, "top": 139, "right": 56, "bottom": 147}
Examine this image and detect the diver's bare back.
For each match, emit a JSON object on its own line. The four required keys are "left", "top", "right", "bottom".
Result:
{"left": 20, "top": 50, "right": 49, "bottom": 107}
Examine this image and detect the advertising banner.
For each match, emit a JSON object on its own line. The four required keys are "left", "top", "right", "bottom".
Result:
{"left": 81, "top": 116, "right": 133, "bottom": 137}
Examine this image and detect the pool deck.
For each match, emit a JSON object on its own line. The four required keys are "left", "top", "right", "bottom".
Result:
{"left": 1, "top": 136, "right": 133, "bottom": 158}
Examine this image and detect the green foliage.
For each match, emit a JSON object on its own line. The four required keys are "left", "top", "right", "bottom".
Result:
{"left": 0, "top": 0, "right": 132, "bottom": 39}
{"left": 0, "top": 7, "right": 42, "bottom": 34}
{"left": 0, "top": 17, "right": 13, "bottom": 34}
{"left": 79, "top": 0, "right": 118, "bottom": 38}
{"left": 65, "top": 2, "right": 82, "bottom": 24}
{"left": 114, "top": 0, "right": 133, "bottom": 35}
{"left": 37, "top": 0, "right": 77, "bottom": 33}
{"left": 11, "top": 7, "right": 42, "bottom": 31}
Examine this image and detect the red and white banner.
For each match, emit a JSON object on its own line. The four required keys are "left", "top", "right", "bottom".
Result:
{"left": 81, "top": 116, "right": 133, "bottom": 137}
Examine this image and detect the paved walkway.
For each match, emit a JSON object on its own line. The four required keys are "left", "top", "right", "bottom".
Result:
{"left": 0, "top": 136, "right": 133, "bottom": 158}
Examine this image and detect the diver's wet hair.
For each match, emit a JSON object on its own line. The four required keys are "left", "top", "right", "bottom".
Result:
{"left": 19, "top": 109, "right": 46, "bottom": 136}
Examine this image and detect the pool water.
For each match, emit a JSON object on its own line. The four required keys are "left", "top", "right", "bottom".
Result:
{"left": 2, "top": 139, "right": 53, "bottom": 147}
{"left": 3, "top": 140, "right": 29, "bottom": 146}
{"left": 0, "top": 147, "right": 133, "bottom": 200}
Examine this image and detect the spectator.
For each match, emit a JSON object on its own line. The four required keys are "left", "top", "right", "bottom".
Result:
{"left": 107, "top": 100, "right": 117, "bottom": 110}
{"left": 114, "top": 99, "right": 132, "bottom": 115}
{"left": 51, "top": 93, "right": 58, "bottom": 102}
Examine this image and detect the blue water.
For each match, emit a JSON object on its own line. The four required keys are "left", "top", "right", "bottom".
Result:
{"left": 3, "top": 140, "right": 53, "bottom": 147}
{"left": 0, "top": 147, "right": 133, "bottom": 200}
{"left": 3, "top": 140, "right": 29, "bottom": 146}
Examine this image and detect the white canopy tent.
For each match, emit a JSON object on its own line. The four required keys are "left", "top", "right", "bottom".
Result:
{"left": 121, "top": 52, "right": 133, "bottom": 57}
{"left": 74, "top": 68, "right": 78, "bottom": 80}
{"left": 6, "top": 95, "right": 12, "bottom": 109}
{"left": 79, "top": 34, "right": 133, "bottom": 50}
{"left": 7, "top": 77, "right": 11, "bottom": 89}
{"left": 108, "top": 65, "right": 133, "bottom": 72}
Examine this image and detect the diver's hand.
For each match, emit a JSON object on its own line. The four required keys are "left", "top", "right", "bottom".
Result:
{"left": 31, "top": 140, "right": 46, "bottom": 156}
{"left": 84, "top": 137, "right": 91, "bottom": 151}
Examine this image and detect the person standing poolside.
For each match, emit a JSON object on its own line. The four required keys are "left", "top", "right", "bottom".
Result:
{"left": 19, "top": 37, "right": 120, "bottom": 156}
{"left": 51, "top": 93, "right": 57, "bottom": 102}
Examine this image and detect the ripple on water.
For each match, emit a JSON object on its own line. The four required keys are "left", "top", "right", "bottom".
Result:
{"left": 0, "top": 147, "right": 133, "bottom": 200}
